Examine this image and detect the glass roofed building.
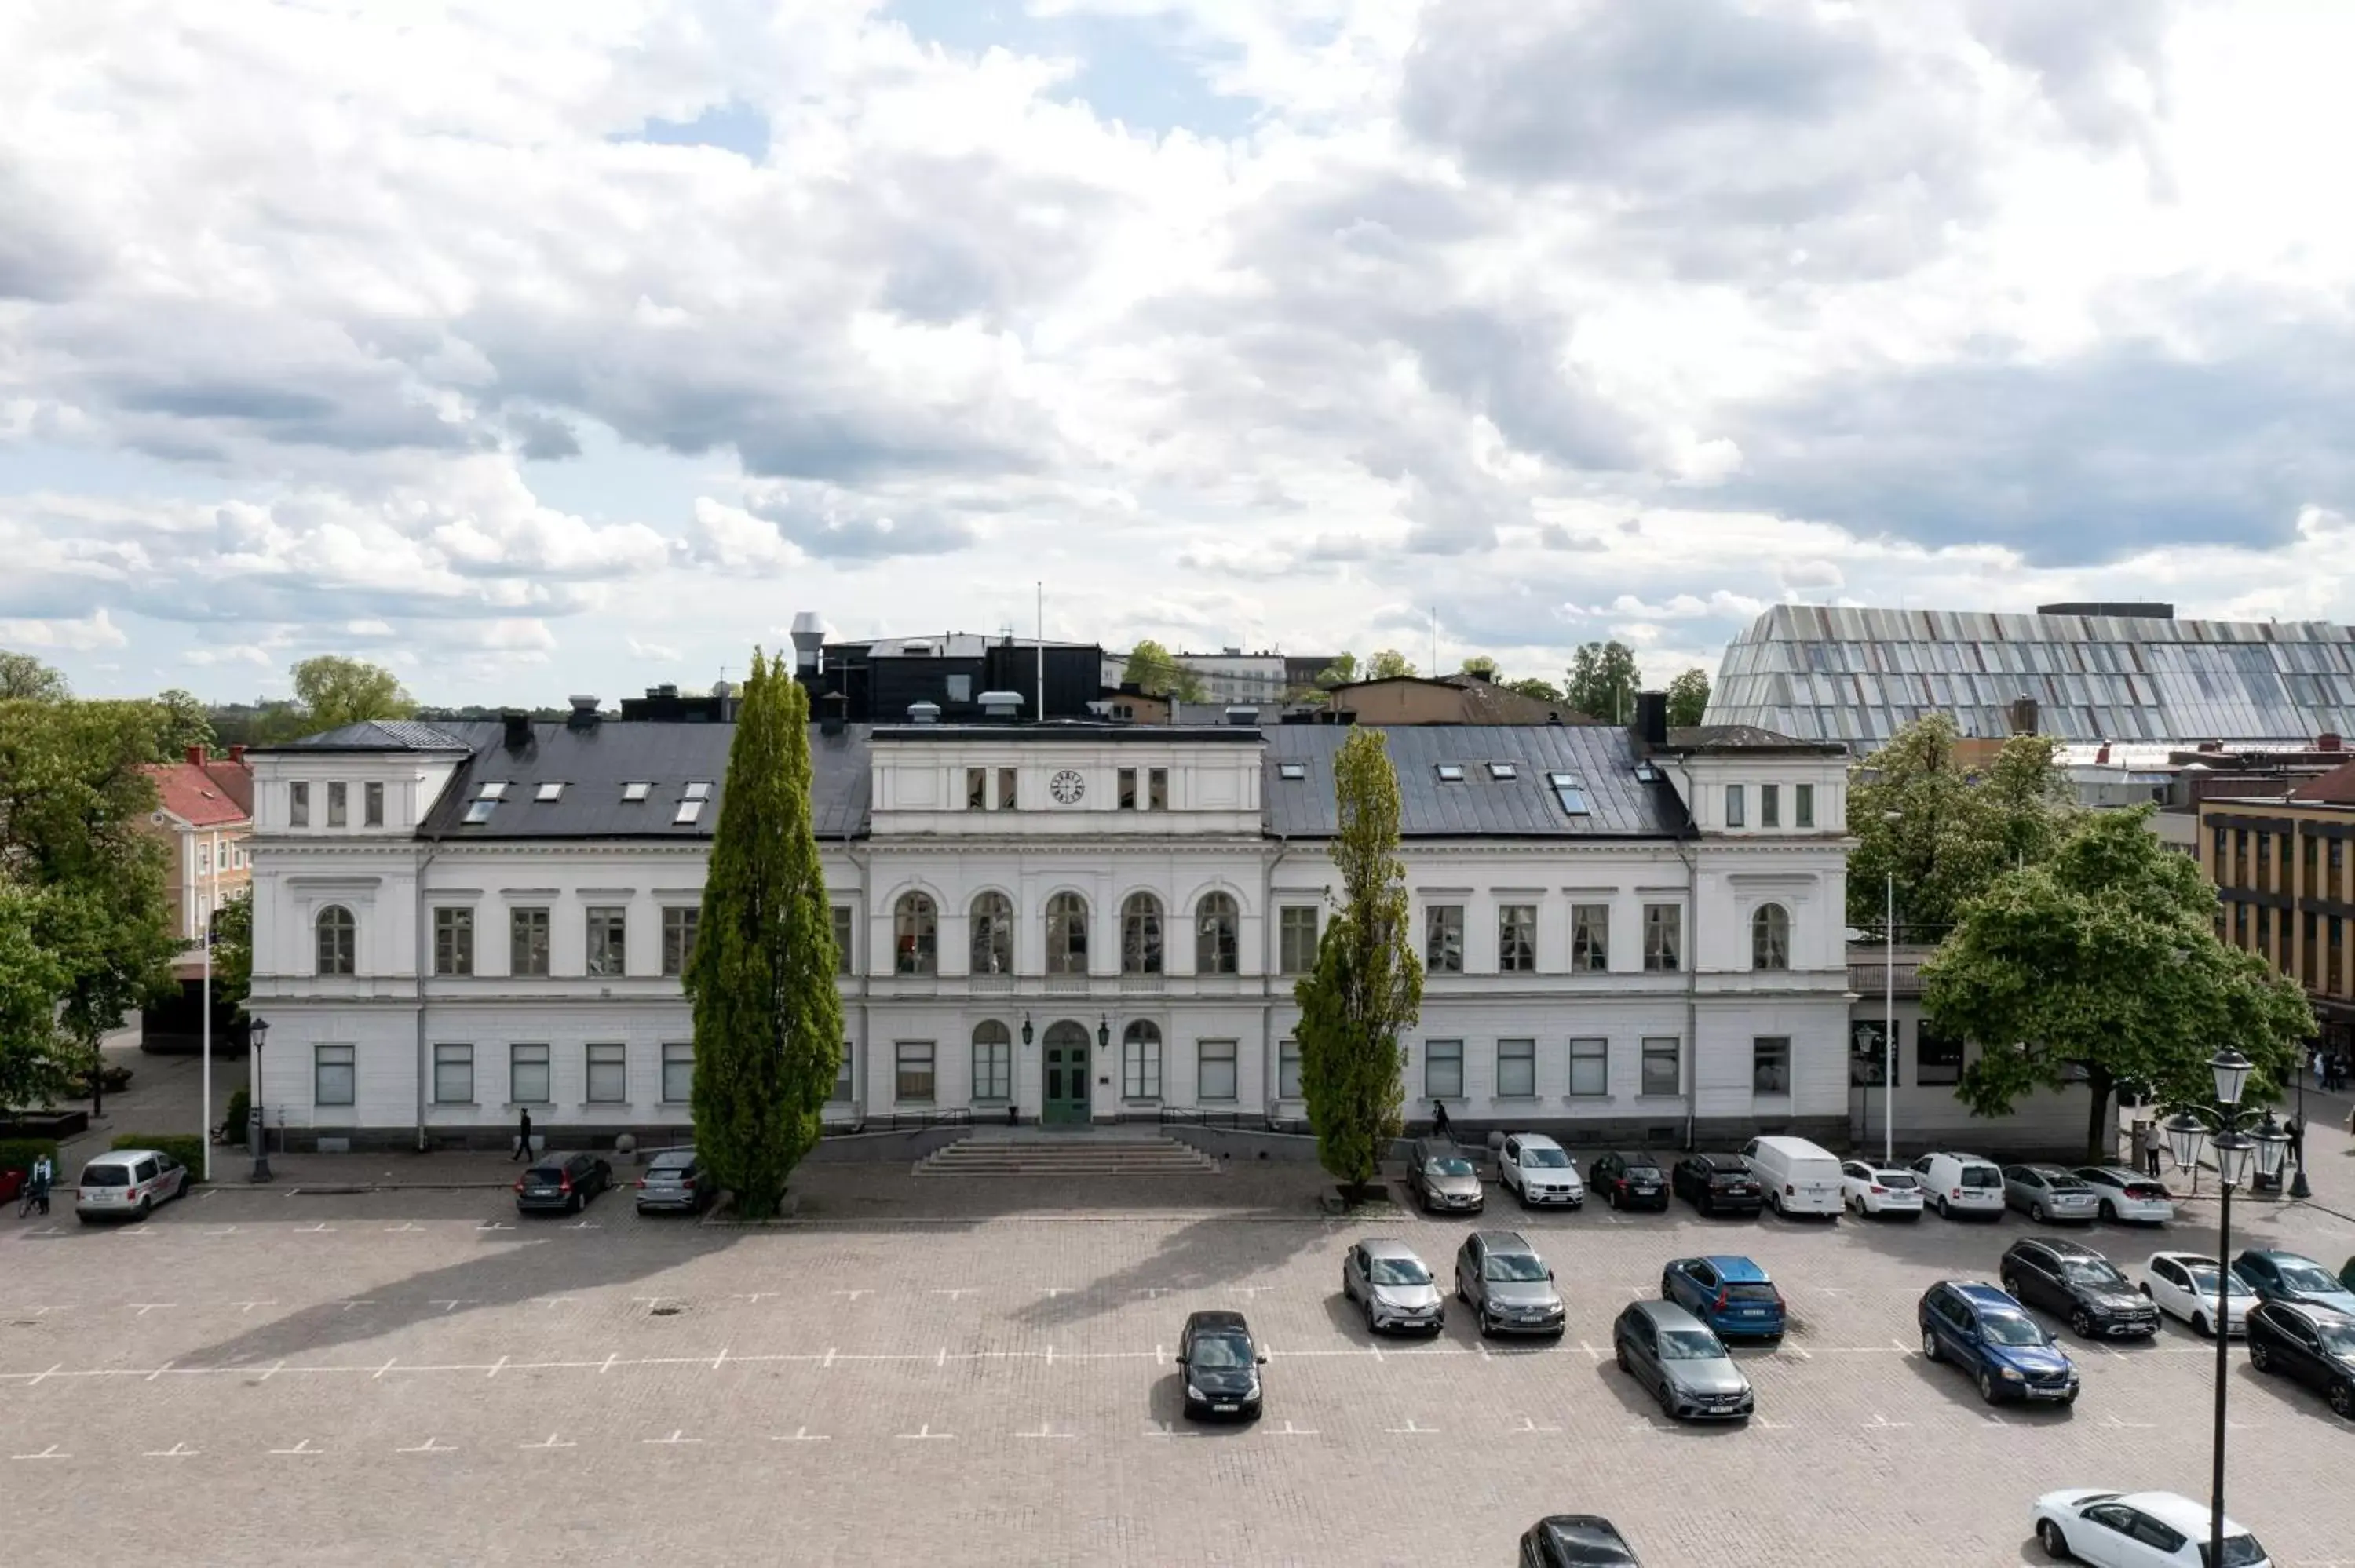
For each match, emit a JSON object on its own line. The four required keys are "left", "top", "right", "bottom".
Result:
{"left": 1709, "top": 603, "right": 2355, "bottom": 753}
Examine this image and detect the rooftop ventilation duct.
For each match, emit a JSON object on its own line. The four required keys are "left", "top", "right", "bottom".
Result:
{"left": 820, "top": 689, "right": 848, "bottom": 738}
{"left": 977, "top": 690, "right": 1024, "bottom": 720}
{"left": 907, "top": 701, "right": 941, "bottom": 724}
{"left": 502, "top": 711, "right": 531, "bottom": 750}
{"left": 790, "top": 611, "right": 826, "bottom": 673}
{"left": 1224, "top": 706, "right": 1259, "bottom": 727}
{"left": 567, "top": 695, "right": 601, "bottom": 731}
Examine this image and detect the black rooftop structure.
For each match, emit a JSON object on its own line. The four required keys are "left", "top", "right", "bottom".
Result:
{"left": 1263, "top": 725, "right": 1689, "bottom": 840}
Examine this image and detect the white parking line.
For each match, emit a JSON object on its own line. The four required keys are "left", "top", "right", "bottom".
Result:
{"left": 268, "top": 1439, "right": 322, "bottom": 1455}
{"left": 1514, "top": 1417, "right": 1561, "bottom": 1433}
{"left": 395, "top": 1437, "right": 455, "bottom": 1453}
{"left": 771, "top": 1428, "right": 829, "bottom": 1442}
{"left": 9, "top": 1446, "right": 69, "bottom": 1460}
{"left": 896, "top": 1424, "right": 954, "bottom": 1440}
{"left": 520, "top": 1435, "right": 575, "bottom": 1449}
{"left": 1273, "top": 1420, "right": 1316, "bottom": 1436}
{"left": 1018, "top": 1422, "right": 1077, "bottom": 1439}
{"left": 141, "top": 1442, "right": 199, "bottom": 1457}
{"left": 643, "top": 1429, "right": 700, "bottom": 1445}
{"left": 1384, "top": 1417, "right": 1440, "bottom": 1435}
{"left": 130, "top": 1302, "right": 175, "bottom": 1317}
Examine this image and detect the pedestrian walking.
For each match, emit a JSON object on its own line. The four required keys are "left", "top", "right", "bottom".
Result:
{"left": 2286, "top": 1114, "right": 2305, "bottom": 1172}
{"left": 2319, "top": 1051, "right": 2331, "bottom": 1092}
{"left": 1430, "top": 1099, "right": 1452, "bottom": 1141}
{"left": 513, "top": 1107, "right": 533, "bottom": 1162}
{"left": 2128, "top": 1120, "right": 2149, "bottom": 1175}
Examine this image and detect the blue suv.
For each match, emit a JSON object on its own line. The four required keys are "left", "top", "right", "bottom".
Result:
{"left": 1660, "top": 1255, "right": 1786, "bottom": 1340}
{"left": 1918, "top": 1280, "right": 2079, "bottom": 1406}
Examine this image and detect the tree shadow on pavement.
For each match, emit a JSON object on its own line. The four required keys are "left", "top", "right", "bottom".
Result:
{"left": 1006, "top": 1210, "right": 1338, "bottom": 1333}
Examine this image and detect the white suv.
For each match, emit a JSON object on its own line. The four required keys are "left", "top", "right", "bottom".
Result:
{"left": 1495, "top": 1132, "right": 1584, "bottom": 1209}
{"left": 1909, "top": 1151, "right": 2006, "bottom": 1220}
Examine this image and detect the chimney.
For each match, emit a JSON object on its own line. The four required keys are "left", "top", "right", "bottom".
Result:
{"left": 185, "top": 743, "right": 206, "bottom": 767}
{"left": 502, "top": 710, "right": 532, "bottom": 750}
{"left": 790, "top": 611, "right": 826, "bottom": 676}
{"left": 819, "top": 689, "right": 848, "bottom": 738}
{"left": 1632, "top": 690, "right": 1668, "bottom": 749}
{"left": 228, "top": 745, "right": 246, "bottom": 765}
{"left": 566, "top": 695, "right": 601, "bottom": 731}
{"left": 906, "top": 701, "right": 940, "bottom": 725}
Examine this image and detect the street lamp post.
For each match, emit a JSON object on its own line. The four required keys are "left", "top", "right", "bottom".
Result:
{"left": 2162, "top": 1049, "right": 2291, "bottom": 1566}
{"left": 2288, "top": 1044, "right": 2312, "bottom": 1202}
{"left": 246, "top": 1018, "right": 272, "bottom": 1183}
{"left": 1882, "top": 810, "right": 1901, "bottom": 1165}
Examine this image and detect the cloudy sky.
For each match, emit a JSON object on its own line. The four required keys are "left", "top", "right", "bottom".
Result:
{"left": 7, "top": 0, "right": 2355, "bottom": 707}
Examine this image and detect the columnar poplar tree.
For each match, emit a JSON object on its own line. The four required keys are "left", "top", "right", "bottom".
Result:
{"left": 1294, "top": 728, "right": 1422, "bottom": 1198}
{"left": 685, "top": 651, "right": 842, "bottom": 1218}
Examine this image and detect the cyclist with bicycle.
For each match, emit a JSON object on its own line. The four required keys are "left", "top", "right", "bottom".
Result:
{"left": 21, "top": 1153, "right": 54, "bottom": 1216}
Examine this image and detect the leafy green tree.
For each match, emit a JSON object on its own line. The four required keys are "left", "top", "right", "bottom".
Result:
{"left": 152, "top": 689, "right": 217, "bottom": 755}
{"left": 1565, "top": 641, "right": 1641, "bottom": 723}
{"left": 210, "top": 890, "right": 252, "bottom": 1019}
{"left": 1364, "top": 649, "right": 1417, "bottom": 680}
{"left": 1459, "top": 655, "right": 1499, "bottom": 680}
{"left": 1315, "top": 652, "right": 1358, "bottom": 687}
{"left": 0, "top": 878, "right": 72, "bottom": 1111}
{"left": 1665, "top": 668, "right": 1711, "bottom": 728}
{"left": 1120, "top": 640, "right": 1207, "bottom": 702}
{"left": 1846, "top": 714, "right": 2072, "bottom": 937}
{"left": 1294, "top": 728, "right": 1422, "bottom": 1198}
{"left": 685, "top": 651, "right": 842, "bottom": 1218}
{"left": 1501, "top": 675, "right": 1564, "bottom": 705}
{"left": 1922, "top": 807, "right": 2313, "bottom": 1161}
{"left": 291, "top": 655, "right": 415, "bottom": 731}
{"left": 0, "top": 651, "right": 68, "bottom": 702}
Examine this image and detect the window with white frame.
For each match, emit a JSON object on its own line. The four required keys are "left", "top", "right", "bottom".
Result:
{"left": 1122, "top": 892, "right": 1163, "bottom": 975}
{"left": 1046, "top": 892, "right": 1089, "bottom": 975}
{"left": 1642, "top": 904, "right": 1681, "bottom": 972}
{"left": 1496, "top": 903, "right": 1536, "bottom": 972}
{"left": 327, "top": 781, "right": 349, "bottom": 828}
{"left": 314, "top": 1042, "right": 355, "bottom": 1107}
{"left": 1496, "top": 1038, "right": 1535, "bottom": 1097}
{"left": 288, "top": 781, "right": 309, "bottom": 827}
{"left": 586, "top": 1042, "right": 626, "bottom": 1103}
{"left": 509, "top": 1043, "right": 550, "bottom": 1104}
{"left": 1195, "top": 892, "right": 1239, "bottom": 975}
{"left": 1197, "top": 1039, "right": 1238, "bottom": 1102}
{"left": 364, "top": 781, "right": 384, "bottom": 827}
{"left": 662, "top": 906, "right": 699, "bottom": 977}
{"left": 1570, "top": 903, "right": 1608, "bottom": 972}
{"left": 661, "top": 1041, "right": 694, "bottom": 1103}
{"left": 1795, "top": 782, "right": 1816, "bottom": 828}
{"left": 1752, "top": 1037, "right": 1791, "bottom": 1095}
{"left": 509, "top": 906, "right": 550, "bottom": 976}
{"left": 1751, "top": 903, "right": 1791, "bottom": 971}
{"left": 895, "top": 1041, "right": 936, "bottom": 1103}
{"left": 1569, "top": 1037, "right": 1608, "bottom": 1096}
{"left": 894, "top": 892, "right": 937, "bottom": 975}
{"left": 433, "top": 1042, "right": 474, "bottom": 1103}
{"left": 1725, "top": 783, "right": 1745, "bottom": 828}
{"left": 433, "top": 906, "right": 473, "bottom": 976}
{"left": 966, "top": 767, "right": 987, "bottom": 811}
{"left": 1278, "top": 1038, "right": 1302, "bottom": 1099}
{"left": 971, "top": 1021, "right": 1012, "bottom": 1102}
{"left": 831, "top": 905, "right": 853, "bottom": 975}
{"left": 315, "top": 905, "right": 356, "bottom": 976}
{"left": 1122, "top": 1021, "right": 1163, "bottom": 1099}
{"left": 1759, "top": 783, "right": 1780, "bottom": 828}
{"left": 1278, "top": 906, "right": 1319, "bottom": 974}
{"left": 1423, "top": 1039, "right": 1464, "bottom": 1099}
{"left": 586, "top": 906, "right": 627, "bottom": 977}
{"left": 969, "top": 892, "right": 1013, "bottom": 975}
{"left": 829, "top": 1045, "right": 853, "bottom": 1105}
{"left": 1641, "top": 1037, "right": 1681, "bottom": 1096}
{"left": 1425, "top": 904, "right": 1464, "bottom": 972}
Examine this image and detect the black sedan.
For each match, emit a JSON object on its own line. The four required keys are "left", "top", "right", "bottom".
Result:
{"left": 514, "top": 1151, "right": 614, "bottom": 1215}
{"left": 1517, "top": 1515, "right": 1641, "bottom": 1566}
{"left": 1588, "top": 1151, "right": 1669, "bottom": 1212}
{"left": 1176, "top": 1309, "right": 1265, "bottom": 1421}
{"left": 1671, "top": 1153, "right": 1762, "bottom": 1217}
{"left": 2246, "top": 1300, "right": 2355, "bottom": 1420}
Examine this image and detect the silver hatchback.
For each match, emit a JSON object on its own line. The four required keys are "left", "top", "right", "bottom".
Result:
{"left": 2003, "top": 1164, "right": 2100, "bottom": 1224}
{"left": 1343, "top": 1238, "right": 1445, "bottom": 1335}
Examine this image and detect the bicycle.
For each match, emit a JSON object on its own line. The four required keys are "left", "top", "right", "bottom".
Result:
{"left": 17, "top": 1174, "right": 53, "bottom": 1219}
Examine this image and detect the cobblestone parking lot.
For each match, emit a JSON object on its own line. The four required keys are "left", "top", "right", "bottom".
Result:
{"left": 5, "top": 1172, "right": 2353, "bottom": 1566}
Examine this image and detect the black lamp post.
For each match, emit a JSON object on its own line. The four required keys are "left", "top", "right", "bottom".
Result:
{"left": 2162, "top": 1048, "right": 2291, "bottom": 1566}
{"left": 2288, "top": 1044, "right": 2313, "bottom": 1201}
{"left": 1020, "top": 1014, "right": 1033, "bottom": 1046}
{"left": 246, "top": 1018, "right": 272, "bottom": 1183}
{"left": 1097, "top": 1015, "right": 1111, "bottom": 1051}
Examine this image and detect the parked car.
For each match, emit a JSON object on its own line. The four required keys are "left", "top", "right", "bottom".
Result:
{"left": 513, "top": 1151, "right": 614, "bottom": 1215}
{"left": 1839, "top": 1159, "right": 1925, "bottom": 1220}
{"left": 1909, "top": 1150, "right": 2006, "bottom": 1220}
{"left": 1612, "top": 1300, "right": 1754, "bottom": 1421}
{"left": 1455, "top": 1230, "right": 1565, "bottom": 1338}
{"left": 73, "top": 1148, "right": 191, "bottom": 1223}
{"left": 1342, "top": 1238, "right": 1444, "bottom": 1335}
{"left": 2002, "top": 1165, "right": 2100, "bottom": 1224}
{"left": 2233, "top": 1249, "right": 2355, "bottom": 1316}
{"left": 1741, "top": 1134, "right": 1843, "bottom": 1219}
{"left": 1587, "top": 1150, "right": 1668, "bottom": 1212}
{"left": 1999, "top": 1238, "right": 2159, "bottom": 1340}
{"left": 1670, "top": 1152, "right": 1762, "bottom": 1216}
{"left": 2139, "top": 1251, "right": 2255, "bottom": 1338}
{"left": 633, "top": 1147, "right": 713, "bottom": 1214}
{"left": 2031, "top": 1489, "right": 2271, "bottom": 1566}
{"left": 1175, "top": 1308, "right": 1265, "bottom": 1421}
{"left": 1659, "top": 1254, "right": 1786, "bottom": 1341}
{"left": 1496, "top": 1132, "right": 1584, "bottom": 1209}
{"left": 2072, "top": 1165, "right": 2175, "bottom": 1224}
{"left": 2244, "top": 1300, "right": 2355, "bottom": 1420}
{"left": 1517, "top": 1516, "right": 1642, "bottom": 1567}
{"left": 1406, "top": 1136, "right": 1484, "bottom": 1215}
{"left": 1917, "top": 1280, "right": 2080, "bottom": 1406}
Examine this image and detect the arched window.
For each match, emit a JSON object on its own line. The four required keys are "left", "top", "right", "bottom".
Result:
{"left": 1046, "top": 892, "right": 1089, "bottom": 974}
{"left": 969, "top": 892, "right": 1013, "bottom": 975}
{"left": 894, "top": 892, "right": 938, "bottom": 975}
{"left": 1122, "top": 1019, "right": 1163, "bottom": 1099}
{"left": 1751, "top": 903, "right": 1791, "bottom": 972}
{"left": 1120, "top": 892, "right": 1163, "bottom": 975}
{"left": 315, "top": 905, "right": 356, "bottom": 976}
{"left": 1195, "top": 891, "right": 1239, "bottom": 975}
{"left": 971, "top": 1019, "right": 1012, "bottom": 1102}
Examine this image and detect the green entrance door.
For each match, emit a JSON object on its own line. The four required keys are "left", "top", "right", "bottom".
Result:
{"left": 1041, "top": 1021, "right": 1091, "bottom": 1126}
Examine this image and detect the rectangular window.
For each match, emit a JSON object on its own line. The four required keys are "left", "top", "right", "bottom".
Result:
{"left": 1278, "top": 906, "right": 1319, "bottom": 974}
{"left": 895, "top": 1041, "right": 936, "bottom": 1103}
{"left": 832, "top": 905, "right": 854, "bottom": 975}
{"left": 662, "top": 1042, "right": 694, "bottom": 1103}
{"left": 1795, "top": 782, "right": 1815, "bottom": 829}
{"left": 2234, "top": 828, "right": 2249, "bottom": 887}
{"left": 1495, "top": 1038, "right": 1535, "bottom": 1098}
{"left": 326, "top": 781, "right": 348, "bottom": 828}
{"left": 509, "top": 907, "right": 550, "bottom": 976}
{"left": 2302, "top": 911, "right": 2320, "bottom": 987}
{"left": 433, "top": 907, "right": 474, "bottom": 976}
{"left": 1496, "top": 903, "right": 1537, "bottom": 972}
{"left": 1198, "top": 1039, "right": 1238, "bottom": 1102}
{"left": 2233, "top": 900, "right": 2249, "bottom": 946}
{"left": 433, "top": 1042, "right": 474, "bottom": 1104}
{"left": 1759, "top": 783, "right": 1780, "bottom": 828}
{"left": 1118, "top": 768, "right": 1137, "bottom": 810}
{"left": 586, "top": 906, "right": 626, "bottom": 977}
{"left": 662, "top": 906, "right": 699, "bottom": 977}
{"left": 2330, "top": 915, "right": 2346, "bottom": 996}
{"left": 1642, "top": 904, "right": 1681, "bottom": 972}
{"left": 314, "top": 1042, "right": 355, "bottom": 1107}
{"left": 1849, "top": 1019, "right": 1897, "bottom": 1086}
{"left": 1546, "top": 771, "right": 1590, "bottom": 815}
{"left": 1724, "top": 784, "right": 1745, "bottom": 829}
{"left": 1423, "top": 1039, "right": 1464, "bottom": 1099}
{"left": 586, "top": 1042, "right": 626, "bottom": 1103}
{"left": 509, "top": 1043, "right": 550, "bottom": 1105}
{"left": 199, "top": 844, "right": 211, "bottom": 873}
{"left": 1147, "top": 768, "right": 1168, "bottom": 811}
{"left": 1570, "top": 1037, "right": 1608, "bottom": 1097}
{"left": 1278, "top": 1038, "right": 1302, "bottom": 1100}
{"left": 997, "top": 768, "right": 1017, "bottom": 810}
{"left": 2258, "top": 832, "right": 2273, "bottom": 889}
{"left": 972, "top": 1036, "right": 1010, "bottom": 1102}
{"left": 1752, "top": 1037, "right": 1791, "bottom": 1095}
{"left": 1123, "top": 1033, "right": 1163, "bottom": 1099}
{"left": 1425, "top": 904, "right": 1464, "bottom": 972}
{"left": 830, "top": 1046, "right": 853, "bottom": 1105}
{"left": 288, "top": 781, "right": 309, "bottom": 827}
{"left": 1916, "top": 1026, "right": 1965, "bottom": 1085}
{"left": 966, "top": 768, "right": 987, "bottom": 810}
{"left": 1640, "top": 1037, "right": 1680, "bottom": 1096}
{"left": 1570, "top": 903, "right": 1608, "bottom": 972}
{"left": 2302, "top": 831, "right": 2319, "bottom": 891}
{"left": 2257, "top": 905, "right": 2273, "bottom": 961}
{"left": 363, "top": 781, "right": 384, "bottom": 828}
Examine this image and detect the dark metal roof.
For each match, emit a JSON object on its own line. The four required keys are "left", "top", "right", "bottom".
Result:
{"left": 1262, "top": 725, "right": 1690, "bottom": 839}
{"left": 1662, "top": 724, "right": 1846, "bottom": 756}
{"left": 871, "top": 723, "right": 1261, "bottom": 744}
{"left": 259, "top": 719, "right": 478, "bottom": 753}
{"left": 416, "top": 721, "right": 871, "bottom": 841}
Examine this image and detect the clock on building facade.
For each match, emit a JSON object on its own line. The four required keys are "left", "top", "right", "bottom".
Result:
{"left": 1049, "top": 768, "right": 1086, "bottom": 804}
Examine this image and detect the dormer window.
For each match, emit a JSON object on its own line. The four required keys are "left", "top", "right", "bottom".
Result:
{"left": 622, "top": 782, "right": 651, "bottom": 802}
{"left": 476, "top": 781, "right": 509, "bottom": 800}
{"left": 683, "top": 782, "right": 712, "bottom": 801}
{"left": 1277, "top": 762, "right": 1306, "bottom": 781}
{"left": 535, "top": 782, "right": 564, "bottom": 803}
{"left": 1487, "top": 761, "right": 1517, "bottom": 780}
{"left": 1547, "top": 772, "right": 1590, "bottom": 816}
{"left": 1434, "top": 764, "right": 1465, "bottom": 782}
{"left": 462, "top": 799, "right": 496, "bottom": 825}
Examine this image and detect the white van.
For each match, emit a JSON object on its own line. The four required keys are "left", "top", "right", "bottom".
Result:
{"left": 1741, "top": 1135, "right": 1845, "bottom": 1218}
{"left": 1908, "top": 1150, "right": 2007, "bottom": 1220}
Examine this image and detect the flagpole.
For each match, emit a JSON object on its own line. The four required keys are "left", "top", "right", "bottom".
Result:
{"left": 203, "top": 827, "right": 216, "bottom": 1182}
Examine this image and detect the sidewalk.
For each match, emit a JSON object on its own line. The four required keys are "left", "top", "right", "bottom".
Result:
{"left": 2117, "top": 1085, "right": 2355, "bottom": 1223}
{"left": 46, "top": 1026, "right": 242, "bottom": 1172}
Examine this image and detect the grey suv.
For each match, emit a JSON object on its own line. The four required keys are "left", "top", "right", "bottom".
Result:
{"left": 1612, "top": 1300, "right": 1754, "bottom": 1421}
{"left": 1342, "top": 1238, "right": 1445, "bottom": 1335}
{"left": 1455, "top": 1231, "right": 1565, "bottom": 1338}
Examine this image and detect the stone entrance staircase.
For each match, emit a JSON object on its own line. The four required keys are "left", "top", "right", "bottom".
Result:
{"left": 914, "top": 1134, "right": 1220, "bottom": 1178}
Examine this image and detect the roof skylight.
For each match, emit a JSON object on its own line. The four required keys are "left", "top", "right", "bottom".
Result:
{"left": 1434, "top": 764, "right": 1465, "bottom": 782}
{"left": 1277, "top": 761, "right": 1307, "bottom": 781}
{"left": 1487, "top": 761, "right": 1517, "bottom": 780}
{"left": 622, "top": 782, "right": 651, "bottom": 802}
{"left": 475, "top": 781, "right": 508, "bottom": 800}
{"left": 674, "top": 800, "right": 706, "bottom": 826}
{"left": 462, "top": 799, "right": 497, "bottom": 825}
{"left": 535, "top": 782, "right": 564, "bottom": 802}
{"left": 683, "top": 782, "right": 713, "bottom": 801}
{"left": 1547, "top": 771, "right": 1590, "bottom": 816}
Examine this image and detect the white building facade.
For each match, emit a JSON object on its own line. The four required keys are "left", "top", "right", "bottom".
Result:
{"left": 245, "top": 713, "right": 1860, "bottom": 1151}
